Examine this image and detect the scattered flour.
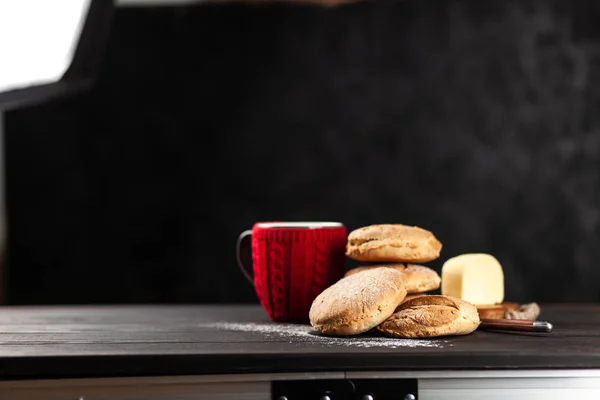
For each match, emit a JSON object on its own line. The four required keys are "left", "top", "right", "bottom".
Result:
{"left": 200, "top": 322, "right": 446, "bottom": 349}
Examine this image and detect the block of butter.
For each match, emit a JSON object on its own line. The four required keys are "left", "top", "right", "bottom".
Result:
{"left": 441, "top": 253, "right": 505, "bottom": 305}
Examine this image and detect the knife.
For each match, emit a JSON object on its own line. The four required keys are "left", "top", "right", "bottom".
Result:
{"left": 479, "top": 318, "right": 553, "bottom": 333}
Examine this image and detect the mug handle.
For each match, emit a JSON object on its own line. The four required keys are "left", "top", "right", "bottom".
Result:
{"left": 236, "top": 229, "right": 254, "bottom": 284}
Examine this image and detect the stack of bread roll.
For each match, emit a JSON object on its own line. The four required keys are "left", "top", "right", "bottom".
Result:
{"left": 309, "top": 224, "right": 481, "bottom": 338}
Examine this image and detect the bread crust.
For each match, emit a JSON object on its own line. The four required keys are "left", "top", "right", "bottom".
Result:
{"left": 378, "top": 295, "right": 480, "bottom": 338}
{"left": 345, "top": 224, "right": 442, "bottom": 263}
{"left": 309, "top": 268, "right": 407, "bottom": 336}
{"left": 344, "top": 263, "right": 441, "bottom": 294}
{"left": 398, "top": 293, "right": 428, "bottom": 306}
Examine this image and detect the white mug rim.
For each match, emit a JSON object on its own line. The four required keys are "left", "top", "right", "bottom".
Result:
{"left": 256, "top": 221, "right": 343, "bottom": 229}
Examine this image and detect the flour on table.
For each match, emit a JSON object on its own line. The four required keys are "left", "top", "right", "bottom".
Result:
{"left": 200, "top": 322, "right": 446, "bottom": 348}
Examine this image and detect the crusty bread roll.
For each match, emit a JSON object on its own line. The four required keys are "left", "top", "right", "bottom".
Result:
{"left": 378, "top": 295, "right": 480, "bottom": 338}
{"left": 345, "top": 224, "right": 442, "bottom": 263}
{"left": 344, "top": 263, "right": 441, "bottom": 294}
{"left": 309, "top": 267, "right": 407, "bottom": 336}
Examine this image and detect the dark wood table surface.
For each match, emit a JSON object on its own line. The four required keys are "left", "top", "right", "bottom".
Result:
{"left": 0, "top": 303, "right": 599, "bottom": 380}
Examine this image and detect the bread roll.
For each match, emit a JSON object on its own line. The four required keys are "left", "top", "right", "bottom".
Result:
{"left": 378, "top": 295, "right": 480, "bottom": 338}
{"left": 345, "top": 263, "right": 441, "bottom": 294}
{"left": 309, "top": 267, "right": 407, "bottom": 336}
{"left": 345, "top": 224, "right": 442, "bottom": 263}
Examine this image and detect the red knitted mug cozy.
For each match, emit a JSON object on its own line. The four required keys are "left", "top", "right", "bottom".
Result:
{"left": 251, "top": 224, "right": 347, "bottom": 322}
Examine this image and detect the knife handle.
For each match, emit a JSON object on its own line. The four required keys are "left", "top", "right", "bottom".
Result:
{"left": 479, "top": 318, "right": 553, "bottom": 333}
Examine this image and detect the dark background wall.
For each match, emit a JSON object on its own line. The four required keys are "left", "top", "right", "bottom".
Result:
{"left": 5, "top": 0, "right": 600, "bottom": 306}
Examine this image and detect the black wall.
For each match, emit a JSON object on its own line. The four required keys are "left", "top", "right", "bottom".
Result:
{"left": 5, "top": 0, "right": 600, "bottom": 305}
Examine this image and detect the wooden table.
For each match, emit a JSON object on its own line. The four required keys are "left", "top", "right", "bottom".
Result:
{"left": 0, "top": 304, "right": 599, "bottom": 399}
